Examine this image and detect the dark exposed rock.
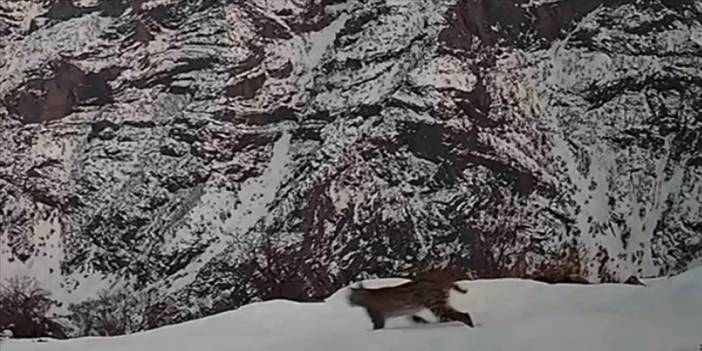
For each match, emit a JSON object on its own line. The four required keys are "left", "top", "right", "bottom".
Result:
{"left": 439, "top": 0, "right": 602, "bottom": 53}
{"left": 532, "top": 275, "right": 592, "bottom": 285}
{"left": 400, "top": 121, "right": 449, "bottom": 163}
{"left": 287, "top": 3, "right": 335, "bottom": 34}
{"left": 4, "top": 60, "right": 118, "bottom": 124}
{"left": 131, "top": 20, "right": 154, "bottom": 44}
{"left": 220, "top": 106, "right": 298, "bottom": 125}
{"left": 268, "top": 61, "right": 294, "bottom": 79}
{"left": 225, "top": 74, "right": 267, "bottom": 99}
{"left": 45, "top": 0, "right": 86, "bottom": 21}
{"left": 98, "top": 0, "right": 129, "bottom": 17}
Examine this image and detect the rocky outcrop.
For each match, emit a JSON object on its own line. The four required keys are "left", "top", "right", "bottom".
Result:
{"left": 4, "top": 60, "right": 119, "bottom": 124}
{"left": 1, "top": 0, "right": 700, "bottom": 337}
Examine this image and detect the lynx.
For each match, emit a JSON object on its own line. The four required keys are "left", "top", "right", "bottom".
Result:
{"left": 347, "top": 267, "right": 475, "bottom": 330}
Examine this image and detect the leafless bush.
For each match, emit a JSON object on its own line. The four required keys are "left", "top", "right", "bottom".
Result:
{"left": 0, "top": 274, "right": 65, "bottom": 338}
{"left": 462, "top": 190, "right": 535, "bottom": 278}
{"left": 456, "top": 187, "right": 590, "bottom": 282}
{"left": 529, "top": 242, "right": 590, "bottom": 283}
{"left": 66, "top": 286, "right": 156, "bottom": 337}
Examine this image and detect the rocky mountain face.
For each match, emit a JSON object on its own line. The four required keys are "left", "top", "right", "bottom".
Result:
{"left": 1, "top": 0, "right": 701, "bottom": 336}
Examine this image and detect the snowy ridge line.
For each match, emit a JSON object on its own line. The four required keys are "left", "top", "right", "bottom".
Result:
{"left": 3, "top": 266, "right": 701, "bottom": 351}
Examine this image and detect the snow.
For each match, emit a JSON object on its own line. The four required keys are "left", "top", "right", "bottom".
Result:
{"left": 293, "top": 5, "right": 349, "bottom": 98}
{"left": 310, "top": 0, "right": 447, "bottom": 112}
{"left": 689, "top": 23, "right": 702, "bottom": 48}
{"left": 160, "top": 131, "right": 293, "bottom": 294}
{"left": 328, "top": 181, "right": 352, "bottom": 214}
{"left": 511, "top": 0, "right": 702, "bottom": 278}
{"left": 140, "top": 0, "right": 180, "bottom": 11}
{"left": 0, "top": 1, "right": 44, "bottom": 40}
{"left": 0, "top": 216, "right": 62, "bottom": 288}
{"left": 518, "top": 0, "right": 563, "bottom": 8}
{"left": 0, "top": 212, "right": 121, "bottom": 310}
{"left": 0, "top": 130, "right": 119, "bottom": 308}
{"left": 415, "top": 55, "right": 477, "bottom": 91}
{"left": 630, "top": 136, "right": 687, "bottom": 274}
{"left": 4, "top": 267, "right": 701, "bottom": 351}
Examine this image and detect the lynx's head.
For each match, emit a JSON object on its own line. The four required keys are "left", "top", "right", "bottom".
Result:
{"left": 413, "top": 266, "right": 474, "bottom": 284}
{"left": 347, "top": 282, "right": 369, "bottom": 307}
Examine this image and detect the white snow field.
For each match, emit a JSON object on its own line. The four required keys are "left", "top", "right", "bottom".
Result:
{"left": 4, "top": 267, "right": 702, "bottom": 351}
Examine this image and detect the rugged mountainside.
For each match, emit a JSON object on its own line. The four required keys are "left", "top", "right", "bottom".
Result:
{"left": 1, "top": 0, "right": 701, "bottom": 335}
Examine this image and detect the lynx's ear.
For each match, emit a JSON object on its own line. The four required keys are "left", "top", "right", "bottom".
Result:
{"left": 349, "top": 281, "right": 365, "bottom": 292}
{"left": 347, "top": 282, "right": 368, "bottom": 307}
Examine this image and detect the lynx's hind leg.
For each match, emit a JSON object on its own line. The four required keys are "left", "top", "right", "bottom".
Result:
{"left": 429, "top": 305, "right": 474, "bottom": 327}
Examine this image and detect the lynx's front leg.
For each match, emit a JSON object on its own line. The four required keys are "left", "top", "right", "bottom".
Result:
{"left": 365, "top": 308, "right": 386, "bottom": 330}
{"left": 429, "top": 305, "right": 474, "bottom": 327}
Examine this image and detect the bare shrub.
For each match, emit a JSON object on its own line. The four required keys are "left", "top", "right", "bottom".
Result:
{"left": 529, "top": 242, "right": 590, "bottom": 283}
{"left": 461, "top": 190, "right": 536, "bottom": 278}
{"left": 0, "top": 274, "right": 65, "bottom": 338}
{"left": 66, "top": 287, "right": 156, "bottom": 337}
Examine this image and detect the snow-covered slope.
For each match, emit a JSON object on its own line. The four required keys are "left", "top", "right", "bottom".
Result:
{"left": 4, "top": 266, "right": 702, "bottom": 351}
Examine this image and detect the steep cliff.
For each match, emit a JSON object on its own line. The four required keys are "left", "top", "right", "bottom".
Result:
{"left": 1, "top": 0, "right": 700, "bottom": 335}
